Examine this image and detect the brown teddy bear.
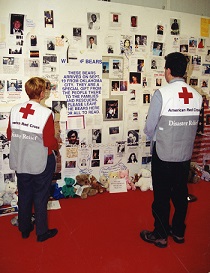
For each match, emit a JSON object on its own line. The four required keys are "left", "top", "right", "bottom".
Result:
{"left": 75, "top": 174, "right": 98, "bottom": 199}
{"left": 88, "top": 175, "right": 106, "bottom": 193}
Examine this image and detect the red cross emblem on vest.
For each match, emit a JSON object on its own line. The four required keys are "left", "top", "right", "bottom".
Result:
{"left": 178, "top": 87, "right": 193, "bottom": 104}
{"left": 19, "top": 103, "right": 35, "bottom": 119}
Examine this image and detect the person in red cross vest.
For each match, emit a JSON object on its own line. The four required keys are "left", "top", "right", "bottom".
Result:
{"left": 140, "top": 52, "right": 202, "bottom": 248}
{"left": 7, "top": 77, "right": 59, "bottom": 242}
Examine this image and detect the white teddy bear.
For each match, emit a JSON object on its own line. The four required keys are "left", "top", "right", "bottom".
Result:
{"left": 135, "top": 168, "right": 153, "bottom": 191}
{"left": 0, "top": 180, "right": 18, "bottom": 207}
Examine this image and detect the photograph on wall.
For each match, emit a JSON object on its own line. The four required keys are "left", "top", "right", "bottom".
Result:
{"left": 73, "top": 28, "right": 82, "bottom": 40}
{"left": 129, "top": 72, "right": 141, "bottom": 84}
{"left": 170, "top": 18, "right": 180, "bottom": 35}
{"left": 44, "top": 10, "right": 54, "bottom": 28}
{"left": 109, "top": 12, "right": 122, "bottom": 28}
{"left": 66, "top": 130, "right": 79, "bottom": 146}
{"left": 87, "top": 35, "right": 97, "bottom": 50}
{"left": 87, "top": 13, "right": 100, "bottom": 30}
{"left": 92, "top": 129, "right": 102, "bottom": 144}
{"left": 127, "top": 129, "right": 139, "bottom": 146}
{"left": 10, "top": 14, "right": 24, "bottom": 35}
{"left": 104, "top": 99, "right": 119, "bottom": 120}
{"left": 130, "top": 16, "right": 137, "bottom": 28}
{"left": 120, "top": 35, "right": 133, "bottom": 55}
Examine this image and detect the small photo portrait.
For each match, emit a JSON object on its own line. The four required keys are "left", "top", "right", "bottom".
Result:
{"left": 139, "top": 35, "right": 147, "bottom": 46}
{"left": 10, "top": 14, "right": 24, "bottom": 35}
{"left": 47, "top": 40, "right": 55, "bottom": 50}
{"left": 156, "top": 78, "right": 162, "bottom": 86}
{"left": 104, "top": 154, "right": 114, "bottom": 164}
{"left": 66, "top": 130, "right": 79, "bottom": 146}
{"left": 91, "top": 160, "right": 100, "bottom": 167}
{"left": 137, "top": 59, "right": 144, "bottom": 72}
{"left": 157, "top": 25, "right": 164, "bottom": 35}
{"left": 93, "top": 149, "right": 99, "bottom": 159}
{"left": 92, "top": 129, "right": 102, "bottom": 144}
{"left": 130, "top": 89, "right": 136, "bottom": 101}
{"left": 3, "top": 57, "right": 14, "bottom": 65}
{"left": 189, "top": 39, "right": 197, "bottom": 48}
{"left": 180, "top": 44, "right": 188, "bottom": 53}
{"left": 152, "top": 42, "right": 163, "bottom": 56}
{"left": 117, "top": 142, "right": 125, "bottom": 154}
{"left": 105, "top": 100, "right": 118, "bottom": 119}
{"left": 0, "top": 80, "right": 5, "bottom": 91}
{"left": 87, "top": 35, "right": 97, "bottom": 50}
{"left": 130, "top": 72, "right": 141, "bottom": 84}
{"left": 151, "top": 59, "right": 157, "bottom": 69}
{"left": 127, "top": 152, "right": 138, "bottom": 163}
{"left": 127, "top": 129, "right": 139, "bottom": 146}
{"left": 30, "top": 35, "right": 37, "bottom": 46}
{"left": 109, "top": 126, "right": 119, "bottom": 134}
{"left": 113, "top": 14, "right": 118, "bottom": 22}
{"left": 29, "top": 60, "right": 39, "bottom": 67}
{"left": 66, "top": 161, "right": 76, "bottom": 168}
{"left": 133, "top": 112, "right": 138, "bottom": 121}
{"left": 87, "top": 13, "right": 100, "bottom": 30}
{"left": 170, "top": 18, "right": 180, "bottom": 35}
{"left": 143, "top": 93, "right": 150, "bottom": 104}
{"left": 131, "top": 16, "right": 137, "bottom": 27}
{"left": 73, "top": 28, "right": 81, "bottom": 38}
{"left": 112, "top": 81, "right": 120, "bottom": 91}
{"left": 7, "top": 80, "right": 17, "bottom": 91}
{"left": 120, "top": 81, "right": 127, "bottom": 91}
{"left": 44, "top": 10, "right": 54, "bottom": 28}
{"left": 102, "top": 62, "right": 109, "bottom": 73}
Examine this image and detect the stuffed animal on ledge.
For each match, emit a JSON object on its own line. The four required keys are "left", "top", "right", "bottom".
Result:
{"left": 135, "top": 168, "right": 153, "bottom": 192}
{"left": 62, "top": 177, "right": 77, "bottom": 198}
{"left": 75, "top": 174, "right": 98, "bottom": 199}
{"left": 99, "top": 175, "right": 109, "bottom": 191}
{"left": 0, "top": 180, "right": 18, "bottom": 207}
{"left": 119, "top": 169, "right": 136, "bottom": 190}
{"left": 88, "top": 175, "right": 106, "bottom": 193}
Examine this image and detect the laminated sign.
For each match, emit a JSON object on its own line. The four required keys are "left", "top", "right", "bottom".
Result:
{"left": 109, "top": 178, "right": 127, "bottom": 193}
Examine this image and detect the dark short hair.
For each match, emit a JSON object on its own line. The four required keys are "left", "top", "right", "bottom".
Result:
{"left": 67, "top": 130, "right": 78, "bottom": 138}
{"left": 165, "top": 52, "right": 187, "bottom": 77}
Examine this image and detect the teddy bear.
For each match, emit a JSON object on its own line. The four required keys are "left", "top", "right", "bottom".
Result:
{"left": 75, "top": 174, "right": 98, "bottom": 199}
{"left": 106, "top": 171, "right": 120, "bottom": 192}
{"left": 0, "top": 180, "right": 18, "bottom": 207}
{"left": 135, "top": 168, "right": 153, "bottom": 191}
{"left": 119, "top": 169, "right": 136, "bottom": 190}
{"left": 88, "top": 175, "right": 106, "bottom": 193}
{"left": 201, "top": 169, "right": 210, "bottom": 182}
{"left": 188, "top": 162, "right": 201, "bottom": 184}
{"left": 50, "top": 182, "right": 64, "bottom": 200}
{"left": 62, "top": 177, "right": 77, "bottom": 198}
{"left": 99, "top": 175, "right": 109, "bottom": 191}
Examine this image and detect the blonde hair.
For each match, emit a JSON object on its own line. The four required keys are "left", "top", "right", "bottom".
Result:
{"left": 25, "top": 77, "right": 46, "bottom": 99}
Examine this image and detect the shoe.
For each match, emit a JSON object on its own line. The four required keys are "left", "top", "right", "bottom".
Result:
{"left": 21, "top": 223, "right": 34, "bottom": 239}
{"left": 140, "top": 230, "right": 167, "bottom": 248}
{"left": 37, "top": 229, "right": 58, "bottom": 242}
{"left": 187, "top": 194, "right": 197, "bottom": 202}
{"left": 169, "top": 228, "right": 185, "bottom": 244}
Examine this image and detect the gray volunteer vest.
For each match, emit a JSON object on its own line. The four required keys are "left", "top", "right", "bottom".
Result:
{"left": 9, "top": 101, "right": 51, "bottom": 174}
{"left": 156, "top": 81, "right": 202, "bottom": 162}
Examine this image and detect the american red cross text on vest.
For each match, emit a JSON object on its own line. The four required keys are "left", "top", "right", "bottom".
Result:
{"left": 19, "top": 103, "right": 35, "bottom": 119}
{"left": 178, "top": 87, "right": 193, "bottom": 104}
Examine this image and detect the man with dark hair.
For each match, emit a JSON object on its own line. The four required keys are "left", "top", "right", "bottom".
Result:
{"left": 140, "top": 52, "right": 202, "bottom": 248}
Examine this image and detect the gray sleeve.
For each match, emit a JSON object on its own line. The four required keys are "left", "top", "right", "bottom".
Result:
{"left": 144, "top": 90, "right": 162, "bottom": 140}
